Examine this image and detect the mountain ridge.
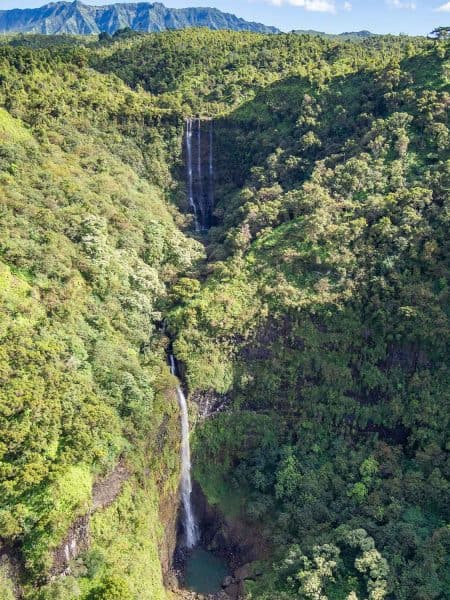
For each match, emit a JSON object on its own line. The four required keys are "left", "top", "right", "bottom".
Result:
{"left": 292, "top": 29, "right": 375, "bottom": 38}
{"left": 0, "top": 1, "right": 280, "bottom": 35}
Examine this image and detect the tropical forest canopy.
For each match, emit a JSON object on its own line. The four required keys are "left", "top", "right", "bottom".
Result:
{"left": 0, "top": 28, "right": 449, "bottom": 600}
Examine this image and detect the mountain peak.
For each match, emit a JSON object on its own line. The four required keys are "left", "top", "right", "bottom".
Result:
{"left": 0, "top": 1, "right": 279, "bottom": 35}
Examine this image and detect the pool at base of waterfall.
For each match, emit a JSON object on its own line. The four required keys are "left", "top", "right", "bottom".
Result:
{"left": 185, "top": 547, "right": 229, "bottom": 595}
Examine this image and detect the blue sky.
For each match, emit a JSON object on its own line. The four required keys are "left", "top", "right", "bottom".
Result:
{"left": 1, "top": 0, "right": 449, "bottom": 35}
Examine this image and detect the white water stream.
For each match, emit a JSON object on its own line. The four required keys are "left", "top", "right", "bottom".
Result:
{"left": 170, "top": 354, "right": 199, "bottom": 548}
{"left": 208, "top": 119, "right": 214, "bottom": 212}
{"left": 185, "top": 117, "right": 214, "bottom": 231}
{"left": 185, "top": 118, "right": 200, "bottom": 232}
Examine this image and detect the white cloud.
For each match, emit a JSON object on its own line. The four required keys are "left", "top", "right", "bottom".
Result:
{"left": 436, "top": 2, "right": 450, "bottom": 11}
{"left": 344, "top": 1, "right": 352, "bottom": 10}
{"left": 267, "top": 0, "right": 337, "bottom": 13}
{"left": 386, "top": 0, "right": 416, "bottom": 8}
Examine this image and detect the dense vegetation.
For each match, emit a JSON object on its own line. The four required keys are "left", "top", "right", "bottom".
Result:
{"left": 0, "top": 37, "right": 202, "bottom": 599}
{"left": 0, "top": 27, "right": 449, "bottom": 600}
{"left": 168, "top": 31, "right": 450, "bottom": 600}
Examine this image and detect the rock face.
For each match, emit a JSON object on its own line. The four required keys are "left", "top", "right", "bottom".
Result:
{"left": 185, "top": 482, "right": 267, "bottom": 598}
{"left": 169, "top": 482, "right": 266, "bottom": 600}
{"left": 0, "top": 546, "right": 22, "bottom": 599}
{"left": 193, "top": 482, "right": 268, "bottom": 568}
{"left": 50, "top": 514, "right": 90, "bottom": 578}
{"left": 191, "top": 389, "right": 231, "bottom": 420}
{"left": 160, "top": 481, "right": 181, "bottom": 583}
{"left": 49, "top": 459, "right": 130, "bottom": 578}
{"left": 0, "top": 2, "right": 280, "bottom": 35}
{"left": 48, "top": 453, "right": 178, "bottom": 582}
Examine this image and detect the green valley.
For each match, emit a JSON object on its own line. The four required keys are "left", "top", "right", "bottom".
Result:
{"left": 0, "top": 27, "right": 449, "bottom": 600}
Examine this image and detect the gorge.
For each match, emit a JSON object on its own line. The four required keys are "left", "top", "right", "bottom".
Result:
{"left": 172, "top": 120, "right": 237, "bottom": 596}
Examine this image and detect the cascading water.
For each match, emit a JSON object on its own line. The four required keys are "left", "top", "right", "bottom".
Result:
{"left": 208, "top": 119, "right": 214, "bottom": 214}
{"left": 197, "top": 119, "right": 204, "bottom": 227}
{"left": 184, "top": 117, "right": 214, "bottom": 231}
{"left": 185, "top": 119, "right": 200, "bottom": 232}
{"left": 170, "top": 354, "right": 199, "bottom": 549}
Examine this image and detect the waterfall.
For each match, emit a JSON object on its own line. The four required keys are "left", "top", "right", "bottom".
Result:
{"left": 196, "top": 119, "right": 204, "bottom": 228}
{"left": 186, "top": 118, "right": 200, "bottom": 232}
{"left": 184, "top": 117, "right": 214, "bottom": 231}
{"left": 208, "top": 119, "right": 214, "bottom": 215}
{"left": 170, "top": 354, "right": 199, "bottom": 549}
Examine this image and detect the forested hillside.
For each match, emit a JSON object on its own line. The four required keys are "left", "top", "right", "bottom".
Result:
{"left": 169, "top": 32, "right": 450, "bottom": 600}
{"left": 0, "top": 37, "right": 203, "bottom": 599}
{"left": 0, "top": 29, "right": 449, "bottom": 600}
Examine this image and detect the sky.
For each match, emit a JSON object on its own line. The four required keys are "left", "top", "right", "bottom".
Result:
{"left": 0, "top": 0, "right": 449, "bottom": 35}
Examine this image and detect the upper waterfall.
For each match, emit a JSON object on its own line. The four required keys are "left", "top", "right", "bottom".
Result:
{"left": 185, "top": 118, "right": 214, "bottom": 231}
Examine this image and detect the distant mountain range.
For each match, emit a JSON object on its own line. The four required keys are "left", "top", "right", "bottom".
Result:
{"left": 0, "top": 1, "right": 280, "bottom": 35}
{"left": 292, "top": 29, "right": 375, "bottom": 39}
{"left": 0, "top": 3, "right": 379, "bottom": 38}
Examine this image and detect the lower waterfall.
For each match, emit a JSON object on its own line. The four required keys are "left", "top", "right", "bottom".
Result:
{"left": 170, "top": 354, "right": 199, "bottom": 549}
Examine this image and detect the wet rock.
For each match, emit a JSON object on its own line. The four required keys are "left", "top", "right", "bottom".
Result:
{"left": 50, "top": 514, "right": 90, "bottom": 578}
{"left": 191, "top": 389, "right": 231, "bottom": 420}
{"left": 0, "top": 546, "right": 22, "bottom": 598}
{"left": 170, "top": 590, "right": 229, "bottom": 600}
{"left": 222, "top": 575, "right": 234, "bottom": 588}
{"left": 50, "top": 459, "right": 131, "bottom": 578}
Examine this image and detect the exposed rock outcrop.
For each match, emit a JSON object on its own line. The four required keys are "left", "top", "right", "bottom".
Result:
{"left": 0, "top": 546, "right": 22, "bottom": 599}
{"left": 169, "top": 482, "right": 266, "bottom": 598}
{"left": 49, "top": 458, "right": 130, "bottom": 578}
{"left": 191, "top": 389, "right": 231, "bottom": 420}
{"left": 192, "top": 482, "right": 269, "bottom": 568}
